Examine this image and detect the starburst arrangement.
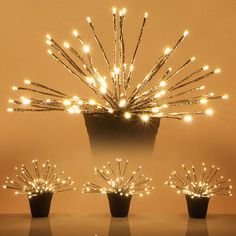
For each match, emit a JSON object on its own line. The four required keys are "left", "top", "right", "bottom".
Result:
{"left": 82, "top": 159, "right": 154, "bottom": 197}
{"left": 165, "top": 163, "right": 232, "bottom": 198}
{"left": 2, "top": 160, "right": 76, "bottom": 198}
{"left": 7, "top": 8, "right": 229, "bottom": 123}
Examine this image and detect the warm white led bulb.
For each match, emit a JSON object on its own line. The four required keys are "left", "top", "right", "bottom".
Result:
{"left": 205, "top": 109, "right": 214, "bottom": 116}
{"left": 152, "top": 107, "right": 160, "bottom": 113}
{"left": 214, "top": 68, "right": 221, "bottom": 74}
{"left": 210, "top": 92, "right": 215, "bottom": 96}
{"left": 72, "top": 30, "right": 79, "bottom": 37}
{"left": 63, "top": 42, "right": 70, "bottom": 49}
{"left": 154, "top": 92, "right": 161, "bottom": 99}
{"left": 89, "top": 99, "right": 96, "bottom": 105}
{"left": 46, "top": 34, "right": 52, "bottom": 40}
{"left": 129, "top": 64, "right": 134, "bottom": 72}
{"left": 162, "top": 104, "right": 168, "bottom": 108}
{"left": 112, "top": 7, "right": 117, "bottom": 14}
{"left": 200, "top": 98, "right": 208, "bottom": 104}
{"left": 183, "top": 115, "right": 192, "bottom": 123}
{"left": 7, "top": 108, "right": 14, "bottom": 112}
{"left": 72, "top": 96, "right": 79, "bottom": 101}
{"left": 119, "top": 99, "right": 126, "bottom": 107}
{"left": 114, "top": 67, "right": 120, "bottom": 75}
{"left": 21, "top": 98, "right": 31, "bottom": 105}
{"left": 100, "top": 86, "right": 107, "bottom": 94}
{"left": 124, "top": 112, "right": 131, "bottom": 119}
{"left": 161, "top": 90, "right": 167, "bottom": 95}
{"left": 47, "top": 49, "right": 53, "bottom": 55}
{"left": 63, "top": 100, "right": 71, "bottom": 106}
{"left": 141, "top": 114, "right": 150, "bottom": 122}
{"left": 72, "top": 105, "right": 81, "bottom": 114}
{"left": 98, "top": 77, "right": 107, "bottom": 88}
{"left": 154, "top": 90, "right": 166, "bottom": 99}
{"left": 222, "top": 94, "right": 229, "bottom": 100}
{"left": 86, "top": 77, "right": 95, "bottom": 85}
{"left": 46, "top": 40, "right": 52, "bottom": 45}
{"left": 12, "top": 86, "right": 18, "bottom": 91}
{"left": 8, "top": 99, "right": 14, "bottom": 104}
{"left": 24, "top": 79, "right": 31, "bottom": 85}
{"left": 164, "top": 47, "right": 172, "bottom": 55}
{"left": 183, "top": 30, "right": 189, "bottom": 37}
{"left": 67, "top": 108, "right": 75, "bottom": 114}
{"left": 203, "top": 65, "right": 209, "bottom": 71}
{"left": 73, "top": 107, "right": 80, "bottom": 113}
{"left": 86, "top": 17, "right": 92, "bottom": 23}
{"left": 159, "top": 81, "right": 167, "bottom": 87}
{"left": 144, "top": 12, "right": 148, "bottom": 18}
{"left": 191, "top": 56, "right": 196, "bottom": 61}
{"left": 83, "top": 45, "right": 90, "bottom": 53}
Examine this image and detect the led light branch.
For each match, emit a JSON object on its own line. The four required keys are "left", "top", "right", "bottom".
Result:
{"left": 165, "top": 163, "right": 232, "bottom": 198}
{"left": 8, "top": 8, "right": 228, "bottom": 123}
{"left": 82, "top": 159, "right": 154, "bottom": 197}
{"left": 2, "top": 160, "right": 76, "bottom": 198}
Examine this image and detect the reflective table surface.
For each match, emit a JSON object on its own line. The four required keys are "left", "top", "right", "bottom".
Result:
{"left": 0, "top": 214, "right": 235, "bottom": 236}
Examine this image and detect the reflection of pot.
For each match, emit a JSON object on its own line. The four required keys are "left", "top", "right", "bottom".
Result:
{"left": 185, "top": 195, "right": 209, "bottom": 218}
{"left": 83, "top": 114, "right": 161, "bottom": 155}
{"left": 28, "top": 218, "right": 52, "bottom": 236}
{"left": 29, "top": 192, "right": 53, "bottom": 217}
{"left": 107, "top": 193, "right": 132, "bottom": 217}
{"left": 108, "top": 218, "right": 131, "bottom": 236}
{"left": 185, "top": 218, "right": 209, "bottom": 236}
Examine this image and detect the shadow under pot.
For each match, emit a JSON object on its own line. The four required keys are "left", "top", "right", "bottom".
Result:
{"left": 83, "top": 113, "right": 161, "bottom": 155}
{"left": 185, "top": 195, "right": 210, "bottom": 218}
{"left": 107, "top": 193, "right": 132, "bottom": 217}
{"left": 28, "top": 192, "right": 53, "bottom": 217}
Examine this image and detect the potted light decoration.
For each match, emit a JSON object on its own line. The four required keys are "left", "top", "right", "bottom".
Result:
{"left": 165, "top": 163, "right": 232, "bottom": 218}
{"left": 82, "top": 159, "right": 154, "bottom": 217}
{"left": 3, "top": 160, "right": 76, "bottom": 217}
{"left": 7, "top": 8, "right": 228, "bottom": 155}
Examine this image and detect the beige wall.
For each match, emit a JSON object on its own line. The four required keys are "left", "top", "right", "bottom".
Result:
{"left": 0, "top": 0, "right": 235, "bottom": 214}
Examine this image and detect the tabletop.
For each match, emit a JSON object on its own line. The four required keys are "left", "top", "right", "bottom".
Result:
{"left": 0, "top": 214, "right": 235, "bottom": 236}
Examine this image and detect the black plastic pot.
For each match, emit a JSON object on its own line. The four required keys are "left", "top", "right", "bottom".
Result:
{"left": 107, "top": 193, "right": 132, "bottom": 217}
{"left": 28, "top": 192, "right": 53, "bottom": 217}
{"left": 185, "top": 195, "right": 210, "bottom": 218}
{"left": 83, "top": 113, "right": 161, "bottom": 155}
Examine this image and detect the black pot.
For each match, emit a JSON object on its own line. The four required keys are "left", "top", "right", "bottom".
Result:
{"left": 185, "top": 195, "right": 210, "bottom": 218}
{"left": 107, "top": 193, "right": 132, "bottom": 217}
{"left": 83, "top": 113, "right": 161, "bottom": 155}
{"left": 28, "top": 192, "right": 53, "bottom": 217}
